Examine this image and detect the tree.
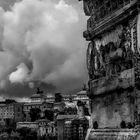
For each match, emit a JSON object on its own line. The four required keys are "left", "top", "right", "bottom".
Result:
{"left": 26, "top": 130, "right": 37, "bottom": 140}
{"left": 5, "top": 99, "right": 16, "bottom": 104}
{"left": 10, "top": 131, "right": 20, "bottom": 140}
{"left": 0, "top": 132, "right": 9, "bottom": 140}
{"left": 29, "top": 108, "right": 41, "bottom": 122}
{"left": 16, "top": 127, "right": 31, "bottom": 138}
{"left": 17, "top": 127, "right": 37, "bottom": 140}
{"left": 77, "top": 100, "right": 84, "bottom": 106}
{"left": 55, "top": 93, "right": 62, "bottom": 102}
{"left": 4, "top": 127, "right": 13, "bottom": 135}
{"left": 93, "top": 121, "right": 98, "bottom": 129}
{"left": 44, "top": 110, "right": 54, "bottom": 121}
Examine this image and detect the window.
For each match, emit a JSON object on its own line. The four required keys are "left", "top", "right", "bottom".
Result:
{"left": 17, "top": 107, "right": 20, "bottom": 112}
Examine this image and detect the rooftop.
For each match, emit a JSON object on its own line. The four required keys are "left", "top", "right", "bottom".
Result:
{"left": 77, "top": 90, "right": 87, "bottom": 95}
{"left": 57, "top": 115, "right": 78, "bottom": 120}
{"left": 30, "top": 94, "right": 46, "bottom": 99}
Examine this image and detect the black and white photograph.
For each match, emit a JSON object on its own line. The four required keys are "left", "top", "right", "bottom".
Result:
{"left": 0, "top": 0, "right": 139, "bottom": 140}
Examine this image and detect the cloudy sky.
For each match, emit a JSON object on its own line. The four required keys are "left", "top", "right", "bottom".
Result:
{"left": 0, "top": 0, "right": 88, "bottom": 98}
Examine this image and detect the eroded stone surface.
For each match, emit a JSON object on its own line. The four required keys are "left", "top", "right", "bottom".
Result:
{"left": 87, "top": 129, "right": 139, "bottom": 140}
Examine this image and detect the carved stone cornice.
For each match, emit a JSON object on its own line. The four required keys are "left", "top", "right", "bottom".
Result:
{"left": 84, "top": 0, "right": 138, "bottom": 40}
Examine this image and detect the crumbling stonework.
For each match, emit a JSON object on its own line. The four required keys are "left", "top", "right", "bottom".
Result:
{"left": 80, "top": 0, "right": 140, "bottom": 139}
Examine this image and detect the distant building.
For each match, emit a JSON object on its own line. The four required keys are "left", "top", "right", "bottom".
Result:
{"left": 23, "top": 88, "right": 54, "bottom": 121}
{"left": 14, "top": 102, "right": 24, "bottom": 122}
{"left": 56, "top": 101, "right": 90, "bottom": 140}
{"left": 62, "top": 87, "right": 89, "bottom": 105}
{"left": 47, "top": 122, "right": 56, "bottom": 136}
{"left": 74, "top": 89, "right": 89, "bottom": 105}
{"left": 56, "top": 115, "right": 78, "bottom": 140}
{"left": 17, "top": 122, "right": 38, "bottom": 130}
{"left": 17, "top": 119, "right": 54, "bottom": 137}
{"left": 46, "top": 95, "right": 55, "bottom": 102}
{"left": 36, "top": 119, "right": 50, "bottom": 136}
{"left": 23, "top": 102, "right": 53, "bottom": 121}
{"left": 62, "top": 95, "right": 70, "bottom": 103}
{"left": 64, "top": 102, "right": 77, "bottom": 115}
{"left": 30, "top": 93, "right": 46, "bottom": 103}
{"left": 0, "top": 101, "right": 24, "bottom": 125}
{"left": 17, "top": 121, "right": 42, "bottom": 136}
{"left": 30, "top": 88, "right": 55, "bottom": 103}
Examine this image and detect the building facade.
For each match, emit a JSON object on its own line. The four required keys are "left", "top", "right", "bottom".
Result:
{"left": 23, "top": 102, "right": 53, "bottom": 121}
{"left": 56, "top": 115, "right": 78, "bottom": 140}
{"left": 23, "top": 89, "right": 54, "bottom": 121}
{"left": 57, "top": 102, "right": 90, "bottom": 140}
{"left": 17, "top": 119, "right": 55, "bottom": 137}
{"left": 80, "top": 0, "right": 140, "bottom": 139}
{"left": 74, "top": 89, "right": 89, "bottom": 105}
{"left": 0, "top": 101, "right": 23, "bottom": 125}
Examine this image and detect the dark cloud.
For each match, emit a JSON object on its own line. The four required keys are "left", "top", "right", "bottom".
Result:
{"left": 0, "top": 0, "right": 20, "bottom": 11}
{"left": 0, "top": 80, "right": 56, "bottom": 97}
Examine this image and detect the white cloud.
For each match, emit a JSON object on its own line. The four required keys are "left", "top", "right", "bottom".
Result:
{"left": 9, "top": 63, "right": 30, "bottom": 84}
{"left": 0, "top": 0, "right": 87, "bottom": 94}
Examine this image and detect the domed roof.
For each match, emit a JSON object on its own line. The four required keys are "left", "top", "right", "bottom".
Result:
{"left": 30, "top": 93, "right": 43, "bottom": 98}
{"left": 77, "top": 90, "right": 87, "bottom": 95}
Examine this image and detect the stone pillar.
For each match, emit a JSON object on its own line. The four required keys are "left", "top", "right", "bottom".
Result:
{"left": 135, "top": 11, "right": 140, "bottom": 126}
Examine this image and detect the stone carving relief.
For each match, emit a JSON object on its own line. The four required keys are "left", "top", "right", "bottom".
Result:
{"left": 91, "top": 92, "right": 133, "bottom": 128}
{"left": 132, "top": 17, "right": 140, "bottom": 89}
{"left": 83, "top": 0, "right": 94, "bottom": 16}
{"left": 83, "top": 0, "right": 134, "bottom": 20}
{"left": 87, "top": 42, "right": 105, "bottom": 79}
{"left": 87, "top": 22, "right": 134, "bottom": 80}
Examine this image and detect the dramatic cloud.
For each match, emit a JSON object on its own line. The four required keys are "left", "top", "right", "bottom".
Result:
{"left": 0, "top": 0, "right": 88, "bottom": 96}
{"left": 0, "top": 0, "right": 20, "bottom": 11}
{"left": 9, "top": 63, "right": 30, "bottom": 84}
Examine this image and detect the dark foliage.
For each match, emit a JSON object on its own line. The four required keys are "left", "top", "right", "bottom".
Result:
{"left": 17, "top": 127, "right": 37, "bottom": 140}
{"left": 77, "top": 100, "right": 85, "bottom": 106}
{"left": 5, "top": 99, "right": 17, "bottom": 104}
{"left": 55, "top": 93, "right": 62, "bottom": 102}
{"left": 120, "top": 121, "right": 126, "bottom": 128}
{"left": 128, "top": 122, "right": 133, "bottom": 129}
{"left": 93, "top": 121, "right": 98, "bottom": 129}
{"left": 29, "top": 108, "right": 41, "bottom": 122}
{"left": 44, "top": 109, "right": 54, "bottom": 121}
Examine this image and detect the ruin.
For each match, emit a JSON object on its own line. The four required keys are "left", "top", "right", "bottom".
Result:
{"left": 79, "top": 0, "right": 140, "bottom": 139}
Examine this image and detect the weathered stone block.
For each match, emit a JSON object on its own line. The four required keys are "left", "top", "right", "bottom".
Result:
{"left": 87, "top": 129, "right": 140, "bottom": 140}
{"left": 90, "top": 68, "right": 134, "bottom": 96}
